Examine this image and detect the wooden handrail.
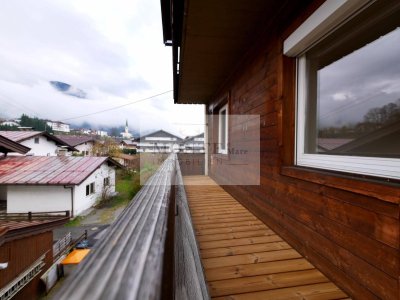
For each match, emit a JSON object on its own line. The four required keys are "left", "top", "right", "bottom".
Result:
{"left": 53, "top": 153, "right": 209, "bottom": 300}
{"left": 54, "top": 154, "right": 177, "bottom": 299}
{"left": 174, "top": 157, "right": 210, "bottom": 299}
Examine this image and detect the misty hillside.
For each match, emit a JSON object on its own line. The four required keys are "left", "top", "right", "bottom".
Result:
{"left": 50, "top": 81, "right": 87, "bottom": 99}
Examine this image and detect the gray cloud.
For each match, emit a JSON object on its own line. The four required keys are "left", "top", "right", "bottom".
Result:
{"left": 317, "top": 27, "right": 400, "bottom": 127}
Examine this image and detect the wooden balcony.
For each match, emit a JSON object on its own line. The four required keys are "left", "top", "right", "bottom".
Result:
{"left": 184, "top": 176, "right": 350, "bottom": 299}
{"left": 54, "top": 154, "right": 349, "bottom": 299}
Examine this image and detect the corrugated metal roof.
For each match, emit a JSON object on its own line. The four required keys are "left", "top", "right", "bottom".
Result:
{"left": 0, "top": 156, "right": 111, "bottom": 185}
{"left": 0, "top": 215, "right": 69, "bottom": 245}
{"left": 0, "top": 131, "right": 77, "bottom": 151}
{"left": 0, "top": 131, "right": 41, "bottom": 142}
{"left": 55, "top": 135, "right": 96, "bottom": 147}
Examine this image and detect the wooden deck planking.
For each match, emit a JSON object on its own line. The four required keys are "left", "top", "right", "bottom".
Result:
{"left": 184, "top": 175, "right": 350, "bottom": 299}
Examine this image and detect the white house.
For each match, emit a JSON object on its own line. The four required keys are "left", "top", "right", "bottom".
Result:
{"left": 182, "top": 133, "right": 205, "bottom": 153}
{"left": 46, "top": 120, "right": 70, "bottom": 133}
{"left": 0, "top": 131, "right": 76, "bottom": 156}
{"left": 137, "top": 130, "right": 183, "bottom": 153}
{"left": 0, "top": 156, "right": 121, "bottom": 217}
{"left": 55, "top": 135, "right": 96, "bottom": 156}
{"left": 0, "top": 120, "right": 19, "bottom": 127}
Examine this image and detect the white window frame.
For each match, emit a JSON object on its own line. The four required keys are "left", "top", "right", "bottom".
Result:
{"left": 218, "top": 104, "right": 228, "bottom": 154}
{"left": 285, "top": 0, "right": 400, "bottom": 180}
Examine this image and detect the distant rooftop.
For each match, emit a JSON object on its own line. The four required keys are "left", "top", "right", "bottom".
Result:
{"left": 0, "top": 212, "right": 69, "bottom": 245}
{"left": 318, "top": 138, "right": 354, "bottom": 151}
{"left": 139, "top": 129, "right": 182, "bottom": 141}
{"left": 0, "top": 130, "right": 43, "bottom": 142}
{"left": 0, "top": 131, "right": 76, "bottom": 151}
{"left": 56, "top": 135, "right": 96, "bottom": 147}
{"left": 0, "top": 156, "right": 119, "bottom": 185}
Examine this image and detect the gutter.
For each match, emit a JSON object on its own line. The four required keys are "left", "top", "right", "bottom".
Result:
{"left": 64, "top": 185, "right": 74, "bottom": 218}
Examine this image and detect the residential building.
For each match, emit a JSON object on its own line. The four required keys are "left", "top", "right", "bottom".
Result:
{"left": 0, "top": 213, "right": 69, "bottom": 300}
{"left": 136, "top": 130, "right": 183, "bottom": 153}
{"left": 0, "top": 131, "right": 75, "bottom": 156}
{"left": 55, "top": 135, "right": 95, "bottom": 156}
{"left": 46, "top": 120, "right": 70, "bottom": 133}
{"left": 182, "top": 133, "right": 204, "bottom": 153}
{"left": 119, "top": 139, "right": 136, "bottom": 150}
{"left": 160, "top": 1, "right": 400, "bottom": 299}
{"left": 0, "top": 121, "right": 19, "bottom": 127}
{"left": 95, "top": 130, "right": 108, "bottom": 137}
{"left": 0, "top": 156, "right": 121, "bottom": 216}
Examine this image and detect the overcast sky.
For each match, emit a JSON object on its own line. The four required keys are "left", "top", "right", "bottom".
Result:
{"left": 0, "top": 0, "right": 204, "bottom": 137}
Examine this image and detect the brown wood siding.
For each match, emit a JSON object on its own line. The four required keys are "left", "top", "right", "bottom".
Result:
{"left": 206, "top": 1, "right": 400, "bottom": 299}
{"left": 178, "top": 153, "right": 205, "bottom": 175}
{"left": 0, "top": 231, "right": 53, "bottom": 299}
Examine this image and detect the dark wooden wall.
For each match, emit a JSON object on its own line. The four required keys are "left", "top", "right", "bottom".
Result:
{"left": 206, "top": 1, "right": 400, "bottom": 299}
{"left": 178, "top": 153, "right": 205, "bottom": 176}
{"left": 0, "top": 231, "right": 53, "bottom": 300}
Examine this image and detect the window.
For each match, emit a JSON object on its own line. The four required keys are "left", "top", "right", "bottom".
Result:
{"left": 218, "top": 104, "right": 228, "bottom": 154}
{"left": 104, "top": 177, "right": 110, "bottom": 186}
{"left": 86, "top": 182, "right": 95, "bottom": 196}
{"left": 285, "top": 0, "right": 400, "bottom": 179}
{"left": 34, "top": 137, "right": 39, "bottom": 144}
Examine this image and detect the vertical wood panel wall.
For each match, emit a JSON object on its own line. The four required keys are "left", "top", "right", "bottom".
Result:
{"left": 0, "top": 231, "right": 53, "bottom": 300}
{"left": 206, "top": 2, "right": 400, "bottom": 299}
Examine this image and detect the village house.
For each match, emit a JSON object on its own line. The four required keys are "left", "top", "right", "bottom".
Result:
{"left": 119, "top": 139, "right": 137, "bottom": 151}
{"left": 55, "top": 135, "right": 95, "bottom": 156}
{"left": 0, "top": 156, "right": 120, "bottom": 217}
{"left": 0, "top": 212, "right": 69, "bottom": 300}
{"left": 0, "top": 131, "right": 76, "bottom": 156}
{"left": 182, "top": 133, "right": 205, "bottom": 153}
{"left": 45, "top": 120, "right": 70, "bottom": 133}
{"left": 136, "top": 129, "right": 183, "bottom": 153}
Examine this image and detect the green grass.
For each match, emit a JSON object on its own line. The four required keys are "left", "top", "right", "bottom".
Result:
{"left": 96, "top": 169, "right": 143, "bottom": 209}
{"left": 65, "top": 164, "right": 159, "bottom": 226}
{"left": 65, "top": 215, "right": 84, "bottom": 227}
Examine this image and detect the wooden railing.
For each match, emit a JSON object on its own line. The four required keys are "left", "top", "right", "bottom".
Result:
{"left": 174, "top": 156, "right": 209, "bottom": 299}
{"left": 54, "top": 154, "right": 209, "bottom": 300}
{"left": 0, "top": 211, "right": 70, "bottom": 221}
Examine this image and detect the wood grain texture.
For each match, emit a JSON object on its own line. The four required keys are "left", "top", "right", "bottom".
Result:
{"left": 174, "top": 159, "right": 210, "bottom": 300}
{"left": 203, "top": 1, "right": 400, "bottom": 298}
{"left": 184, "top": 176, "right": 349, "bottom": 299}
{"left": 54, "top": 155, "right": 177, "bottom": 300}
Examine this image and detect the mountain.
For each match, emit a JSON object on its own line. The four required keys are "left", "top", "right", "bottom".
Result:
{"left": 49, "top": 81, "right": 87, "bottom": 99}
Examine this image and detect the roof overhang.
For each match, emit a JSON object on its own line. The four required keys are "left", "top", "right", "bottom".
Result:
{"left": 0, "top": 135, "right": 30, "bottom": 155}
{"left": 43, "top": 133, "right": 78, "bottom": 151}
{"left": 161, "top": 0, "right": 314, "bottom": 105}
{"left": 161, "top": 0, "right": 287, "bottom": 104}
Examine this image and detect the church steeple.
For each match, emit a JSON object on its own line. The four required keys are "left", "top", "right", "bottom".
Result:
{"left": 125, "top": 120, "right": 128, "bottom": 133}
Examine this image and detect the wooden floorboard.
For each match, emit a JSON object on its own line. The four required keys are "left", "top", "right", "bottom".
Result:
{"left": 184, "top": 175, "right": 350, "bottom": 300}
